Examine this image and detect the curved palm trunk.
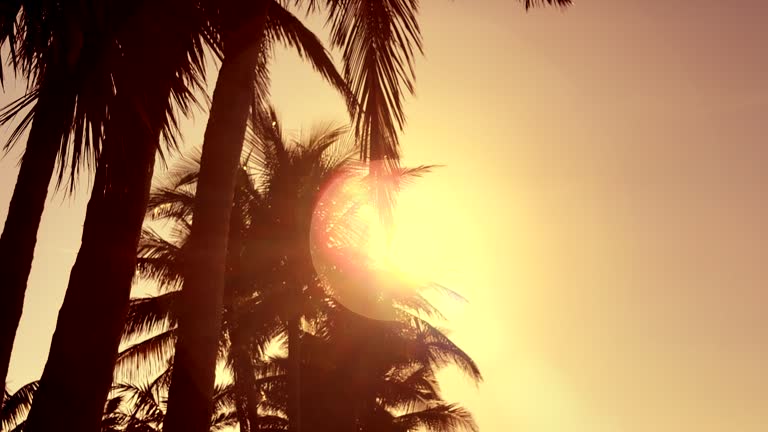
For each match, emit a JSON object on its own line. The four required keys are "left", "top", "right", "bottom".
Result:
{"left": 23, "top": 90, "right": 158, "bottom": 432}
{"left": 163, "top": 11, "right": 268, "bottom": 431}
{"left": 0, "top": 82, "right": 74, "bottom": 387}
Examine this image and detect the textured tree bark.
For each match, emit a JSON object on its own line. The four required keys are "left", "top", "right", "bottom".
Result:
{"left": 0, "top": 81, "right": 72, "bottom": 388}
{"left": 23, "top": 90, "right": 158, "bottom": 432}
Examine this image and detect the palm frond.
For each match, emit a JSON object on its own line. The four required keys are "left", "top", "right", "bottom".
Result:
{"left": 210, "top": 410, "right": 239, "bottom": 431}
{"left": 0, "top": 90, "right": 38, "bottom": 151}
{"left": 250, "top": 414, "right": 288, "bottom": 431}
{"left": 392, "top": 292, "right": 446, "bottom": 321}
{"left": 519, "top": 0, "right": 573, "bottom": 10}
{"left": 379, "top": 365, "right": 440, "bottom": 412}
{"left": 136, "top": 228, "right": 186, "bottom": 290}
{"left": 0, "top": 2, "right": 23, "bottom": 86}
{"left": 1, "top": 380, "right": 38, "bottom": 431}
{"left": 325, "top": 0, "right": 423, "bottom": 164}
{"left": 122, "top": 292, "right": 180, "bottom": 343}
{"left": 114, "top": 330, "right": 176, "bottom": 383}
{"left": 394, "top": 403, "right": 478, "bottom": 432}
{"left": 112, "top": 379, "right": 165, "bottom": 427}
{"left": 7, "top": 420, "right": 27, "bottom": 432}
{"left": 145, "top": 188, "right": 196, "bottom": 224}
{"left": 265, "top": 2, "right": 354, "bottom": 113}
{"left": 408, "top": 317, "right": 482, "bottom": 383}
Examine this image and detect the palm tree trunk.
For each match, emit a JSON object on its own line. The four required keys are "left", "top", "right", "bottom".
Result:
{"left": 287, "top": 317, "right": 302, "bottom": 432}
{"left": 222, "top": 196, "right": 255, "bottom": 432}
{"left": 163, "top": 17, "right": 267, "bottom": 431}
{"left": 23, "top": 91, "right": 158, "bottom": 432}
{"left": 0, "top": 83, "right": 73, "bottom": 387}
{"left": 231, "top": 342, "right": 260, "bottom": 432}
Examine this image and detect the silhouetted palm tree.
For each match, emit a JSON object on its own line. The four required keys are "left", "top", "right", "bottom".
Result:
{"left": 170, "top": 1, "right": 570, "bottom": 427}
{"left": 0, "top": 1, "right": 568, "bottom": 430}
{"left": 118, "top": 109, "right": 475, "bottom": 432}
{"left": 163, "top": 3, "right": 352, "bottom": 431}
{"left": 123, "top": 110, "right": 359, "bottom": 432}
{"left": 0, "top": 0, "right": 115, "bottom": 388}
{"left": 107, "top": 373, "right": 236, "bottom": 432}
{"left": 0, "top": 2, "right": 343, "bottom": 431}
{"left": 164, "top": 0, "right": 426, "bottom": 428}
{"left": 253, "top": 305, "right": 481, "bottom": 432}
{"left": 0, "top": 376, "right": 233, "bottom": 432}
{"left": 18, "top": 2, "right": 212, "bottom": 431}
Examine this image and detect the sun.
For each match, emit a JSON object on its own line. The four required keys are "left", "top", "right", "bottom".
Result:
{"left": 354, "top": 203, "right": 395, "bottom": 267}
{"left": 355, "top": 202, "right": 433, "bottom": 284}
{"left": 308, "top": 163, "right": 435, "bottom": 319}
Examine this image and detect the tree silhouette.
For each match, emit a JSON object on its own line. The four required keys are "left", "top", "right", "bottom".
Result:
{"left": 0, "top": 0, "right": 115, "bottom": 388}
{"left": 0, "top": 376, "right": 234, "bottom": 432}
{"left": 163, "top": 3, "right": 352, "bottom": 431}
{"left": 21, "top": 2, "right": 210, "bottom": 430}
{"left": 0, "top": 1, "right": 571, "bottom": 430}
{"left": 119, "top": 110, "right": 477, "bottom": 432}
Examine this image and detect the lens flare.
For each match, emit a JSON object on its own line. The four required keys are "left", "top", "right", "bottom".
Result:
{"left": 309, "top": 161, "right": 425, "bottom": 321}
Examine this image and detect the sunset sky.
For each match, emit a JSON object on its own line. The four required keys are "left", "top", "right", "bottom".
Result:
{"left": 2, "top": 1, "right": 767, "bottom": 431}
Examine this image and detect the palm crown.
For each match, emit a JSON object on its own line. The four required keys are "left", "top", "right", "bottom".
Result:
{"left": 115, "top": 108, "right": 480, "bottom": 432}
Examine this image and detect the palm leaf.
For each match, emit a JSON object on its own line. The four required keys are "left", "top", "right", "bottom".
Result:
{"left": 519, "top": 0, "right": 573, "bottom": 10}
{"left": 114, "top": 330, "right": 177, "bottom": 383}
{"left": 122, "top": 292, "right": 180, "bottom": 343}
{"left": 394, "top": 403, "right": 478, "bottom": 432}
{"left": 407, "top": 317, "right": 482, "bottom": 383}
{"left": 1, "top": 380, "right": 38, "bottom": 431}
{"left": 136, "top": 228, "right": 186, "bottom": 290}
{"left": 325, "top": 0, "right": 422, "bottom": 164}
{"left": 265, "top": 2, "right": 354, "bottom": 113}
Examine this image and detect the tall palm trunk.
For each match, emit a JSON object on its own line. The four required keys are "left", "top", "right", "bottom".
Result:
{"left": 0, "top": 80, "right": 73, "bottom": 387}
{"left": 223, "top": 196, "right": 257, "bottom": 432}
{"left": 23, "top": 89, "right": 158, "bottom": 432}
{"left": 231, "top": 341, "right": 262, "bottom": 432}
{"left": 287, "top": 317, "right": 302, "bottom": 432}
{"left": 163, "top": 8, "right": 269, "bottom": 431}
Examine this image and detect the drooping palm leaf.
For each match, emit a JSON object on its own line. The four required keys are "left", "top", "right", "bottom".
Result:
{"left": 1, "top": 380, "right": 38, "bottom": 431}
{"left": 265, "top": 2, "right": 354, "bottom": 113}
{"left": 394, "top": 403, "right": 478, "bottom": 432}
{"left": 122, "top": 292, "right": 180, "bottom": 343}
{"left": 114, "top": 330, "right": 177, "bottom": 382}
{"left": 324, "top": 0, "right": 422, "bottom": 164}
{"left": 136, "top": 229, "right": 187, "bottom": 291}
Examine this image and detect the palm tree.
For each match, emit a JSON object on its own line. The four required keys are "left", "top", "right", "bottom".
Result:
{"left": 123, "top": 110, "right": 358, "bottom": 432}
{"left": 252, "top": 304, "right": 481, "bottom": 432}
{"left": 1, "top": 380, "right": 138, "bottom": 432}
{"left": 164, "top": 0, "right": 424, "bottom": 427}
{"left": 0, "top": 376, "right": 234, "bottom": 432}
{"left": 118, "top": 109, "right": 476, "bottom": 432}
{"left": 1, "top": 1, "right": 342, "bottom": 430}
{"left": 0, "top": 0, "right": 567, "bottom": 429}
{"left": 19, "top": 2, "right": 212, "bottom": 431}
{"left": 106, "top": 373, "right": 236, "bottom": 432}
{"left": 0, "top": 0, "right": 114, "bottom": 388}
{"left": 163, "top": 2, "right": 353, "bottom": 431}
{"left": 169, "top": 2, "right": 570, "bottom": 428}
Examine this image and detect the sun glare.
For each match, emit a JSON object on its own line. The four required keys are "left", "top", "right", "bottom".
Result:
{"left": 309, "top": 162, "right": 435, "bottom": 320}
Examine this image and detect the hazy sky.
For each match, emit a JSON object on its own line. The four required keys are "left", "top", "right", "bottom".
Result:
{"left": 2, "top": 1, "right": 767, "bottom": 431}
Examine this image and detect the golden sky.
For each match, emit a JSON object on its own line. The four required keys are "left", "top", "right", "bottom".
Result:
{"left": 2, "top": 1, "right": 767, "bottom": 431}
